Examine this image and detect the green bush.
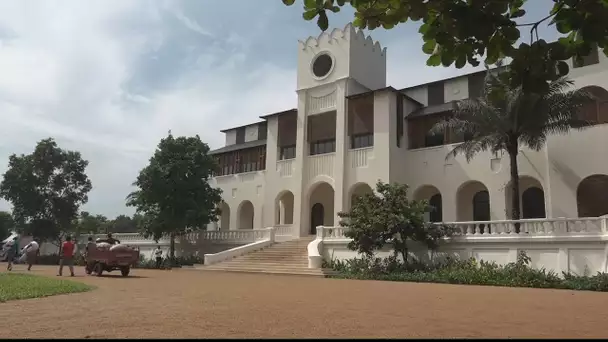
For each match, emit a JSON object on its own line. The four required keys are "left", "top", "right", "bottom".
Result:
{"left": 328, "top": 251, "right": 608, "bottom": 292}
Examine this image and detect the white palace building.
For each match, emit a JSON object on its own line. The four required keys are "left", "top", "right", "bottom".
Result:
{"left": 36, "top": 24, "right": 608, "bottom": 277}
{"left": 208, "top": 24, "right": 608, "bottom": 236}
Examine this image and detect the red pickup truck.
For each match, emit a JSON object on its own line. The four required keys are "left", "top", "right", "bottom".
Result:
{"left": 85, "top": 240, "right": 140, "bottom": 277}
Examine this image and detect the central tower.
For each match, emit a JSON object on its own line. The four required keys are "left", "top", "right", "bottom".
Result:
{"left": 292, "top": 23, "right": 387, "bottom": 237}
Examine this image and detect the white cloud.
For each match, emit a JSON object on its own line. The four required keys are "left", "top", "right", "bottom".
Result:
{"left": 0, "top": 1, "right": 518, "bottom": 218}
{"left": 0, "top": 0, "right": 298, "bottom": 217}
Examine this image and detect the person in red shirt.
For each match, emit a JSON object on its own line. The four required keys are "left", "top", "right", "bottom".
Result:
{"left": 57, "top": 235, "right": 75, "bottom": 277}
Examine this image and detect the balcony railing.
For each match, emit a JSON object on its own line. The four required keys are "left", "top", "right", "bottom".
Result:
{"left": 348, "top": 147, "right": 373, "bottom": 168}
{"left": 308, "top": 153, "right": 335, "bottom": 179}
{"left": 276, "top": 159, "right": 294, "bottom": 177}
{"left": 315, "top": 217, "right": 608, "bottom": 240}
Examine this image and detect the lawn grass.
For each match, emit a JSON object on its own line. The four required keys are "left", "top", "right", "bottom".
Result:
{"left": 0, "top": 272, "right": 94, "bottom": 303}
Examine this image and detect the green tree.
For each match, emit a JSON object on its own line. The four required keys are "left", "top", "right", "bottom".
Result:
{"left": 0, "top": 138, "right": 92, "bottom": 247}
{"left": 111, "top": 215, "right": 138, "bottom": 233}
{"left": 0, "top": 211, "right": 15, "bottom": 241}
{"left": 339, "top": 182, "right": 452, "bottom": 263}
{"left": 431, "top": 65, "right": 591, "bottom": 229}
{"left": 127, "top": 133, "right": 223, "bottom": 264}
{"left": 75, "top": 211, "right": 110, "bottom": 235}
{"left": 283, "top": 0, "right": 608, "bottom": 92}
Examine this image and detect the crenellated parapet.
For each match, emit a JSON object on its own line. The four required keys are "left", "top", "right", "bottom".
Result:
{"left": 298, "top": 23, "right": 386, "bottom": 58}
{"left": 296, "top": 23, "right": 387, "bottom": 91}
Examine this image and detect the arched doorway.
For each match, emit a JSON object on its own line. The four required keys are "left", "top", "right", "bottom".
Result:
{"left": 577, "top": 175, "right": 608, "bottom": 217}
{"left": 275, "top": 191, "right": 295, "bottom": 225}
{"left": 237, "top": 200, "right": 254, "bottom": 229}
{"left": 414, "top": 185, "right": 443, "bottom": 222}
{"left": 505, "top": 176, "right": 546, "bottom": 219}
{"left": 220, "top": 202, "right": 230, "bottom": 231}
{"left": 310, "top": 203, "right": 324, "bottom": 235}
{"left": 472, "top": 191, "right": 490, "bottom": 221}
{"left": 308, "top": 182, "right": 335, "bottom": 235}
{"left": 522, "top": 187, "right": 546, "bottom": 219}
{"left": 429, "top": 194, "right": 443, "bottom": 223}
{"left": 349, "top": 182, "right": 373, "bottom": 209}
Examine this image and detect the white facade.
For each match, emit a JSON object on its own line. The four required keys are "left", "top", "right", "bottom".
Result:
{"left": 209, "top": 23, "right": 608, "bottom": 239}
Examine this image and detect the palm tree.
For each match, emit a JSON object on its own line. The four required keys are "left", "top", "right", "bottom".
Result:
{"left": 432, "top": 65, "right": 593, "bottom": 232}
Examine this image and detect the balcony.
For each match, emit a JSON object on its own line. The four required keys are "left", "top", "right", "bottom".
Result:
{"left": 308, "top": 153, "right": 335, "bottom": 180}
{"left": 276, "top": 159, "right": 294, "bottom": 177}
{"left": 348, "top": 147, "right": 374, "bottom": 168}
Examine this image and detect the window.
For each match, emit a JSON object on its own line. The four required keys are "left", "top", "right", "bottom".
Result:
{"left": 310, "top": 139, "right": 335, "bottom": 155}
{"left": 312, "top": 53, "right": 333, "bottom": 78}
{"left": 235, "top": 128, "right": 245, "bottom": 144}
{"left": 408, "top": 114, "right": 447, "bottom": 149}
{"left": 214, "top": 146, "right": 266, "bottom": 176}
{"left": 280, "top": 145, "right": 296, "bottom": 160}
{"left": 257, "top": 122, "right": 267, "bottom": 140}
{"left": 573, "top": 46, "right": 599, "bottom": 69}
{"left": 425, "top": 131, "right": 444, "bottom": 147}
{"left": 427, "top": 81, "right": 445, "bottom": 105}
{"left": 468, "top": 73, "right": 486, "bottom": 98}
{"left": 578, "top": 86, "right": 608, "bottom": 125}
{"left": 351, "top": 133, "right": 373, "bottom": 149}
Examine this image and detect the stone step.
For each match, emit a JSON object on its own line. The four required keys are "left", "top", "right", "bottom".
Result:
{"left": 217, "top": 261, "right": 309, "bottom": 267}
{"left": 237, "top": 256, "right": 308, "bottom": 261}
{"left": 205, "top": 263, "right": 314, "bottom": 270}
{"left": 199, "top": 266, "right": 337, "bottom": 277}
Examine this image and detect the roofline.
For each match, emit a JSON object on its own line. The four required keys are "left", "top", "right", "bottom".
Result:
{"left": 219, "top": 120, "right": 266, "bottom": 133}
{"left": 398, "top": 65, "right": 509, "bottom": 91}
{"left": 346, "top": 86, "right": 423, "bottom": 106}
{"left": 259, "top": 108, "right": 297, "bottom": 120}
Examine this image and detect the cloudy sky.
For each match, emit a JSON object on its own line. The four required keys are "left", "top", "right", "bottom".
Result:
{"left": 0, "top": 0, "right": 557, "bottom": 218}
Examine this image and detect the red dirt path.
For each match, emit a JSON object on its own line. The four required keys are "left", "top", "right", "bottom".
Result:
{"left": 1, "top": 265, "right": 608, "bottom": 338}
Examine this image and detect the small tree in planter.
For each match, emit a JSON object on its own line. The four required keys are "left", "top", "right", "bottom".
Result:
{"left": 338, "top": 182, "right": 453, "bottom": 264}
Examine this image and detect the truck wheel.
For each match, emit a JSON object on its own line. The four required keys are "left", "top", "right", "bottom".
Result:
{"left": 94, "top": 263, "right": 104, "bottom": 276}
{"left": 120, "top": 266, "right": 130, "bottom": 277}
{"left": 85, "top": 264, "right": 92, "bottom": 275}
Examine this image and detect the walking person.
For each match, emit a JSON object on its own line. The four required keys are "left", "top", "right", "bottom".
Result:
{"left": 57, "top": 236, "right": 75, "bottom": 277}
{"left": 5, "top": 236, "right": 18, "bottom": 271}
{"left": 21, "top": 238, "right": 40, "bottom": 271}
{"left": 154, "top": 246, "right": 163, "bottom": 269}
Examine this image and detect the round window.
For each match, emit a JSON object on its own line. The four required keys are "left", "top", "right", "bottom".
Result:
{"left": 312, "top": 53, "right": 333, "bottom": 78}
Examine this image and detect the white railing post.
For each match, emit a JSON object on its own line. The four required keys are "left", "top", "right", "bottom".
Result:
{"left": 267, "top": 227, "right": 276, "bottom": 243}
{"left": 316, "top": 225, "right": 325, "bottom": 240}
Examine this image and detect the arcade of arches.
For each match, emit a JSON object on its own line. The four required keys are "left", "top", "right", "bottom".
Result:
{"left": 218, "top": 173, "right": 608, "bottom": 232}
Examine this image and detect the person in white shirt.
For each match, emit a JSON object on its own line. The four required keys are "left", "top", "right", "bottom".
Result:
{"left": 21, "top": 239, "right": 40, "bottom": 271}
{"left": 154, "top": 246, "right": 163, "bottom": 269}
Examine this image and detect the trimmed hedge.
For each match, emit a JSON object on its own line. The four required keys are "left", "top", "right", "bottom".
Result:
{"left": 326, "top": 251, "right": 608, "bottom": 292}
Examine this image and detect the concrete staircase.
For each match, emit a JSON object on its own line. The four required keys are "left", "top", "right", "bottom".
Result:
{"left": 200, "top": 238, "right": 337, "bottom": 277}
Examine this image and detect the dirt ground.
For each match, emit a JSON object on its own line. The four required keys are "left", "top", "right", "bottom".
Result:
{"left": 1, "top": 265, "right": 608, "bottom": 339}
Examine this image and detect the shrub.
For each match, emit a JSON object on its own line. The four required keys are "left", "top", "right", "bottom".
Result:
{"left": 338, "top": 182, "right": 454, "bottom": 264}
{"left": 328, "top": 251, "right": 608, "bottom": 292}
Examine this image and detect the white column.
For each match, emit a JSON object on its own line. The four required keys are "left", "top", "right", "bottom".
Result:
{"left": 333, "top": 80, "right": 348, "bottom": 223}
{"left": 294, "top": 89, "right": 308, "bottom": 237}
